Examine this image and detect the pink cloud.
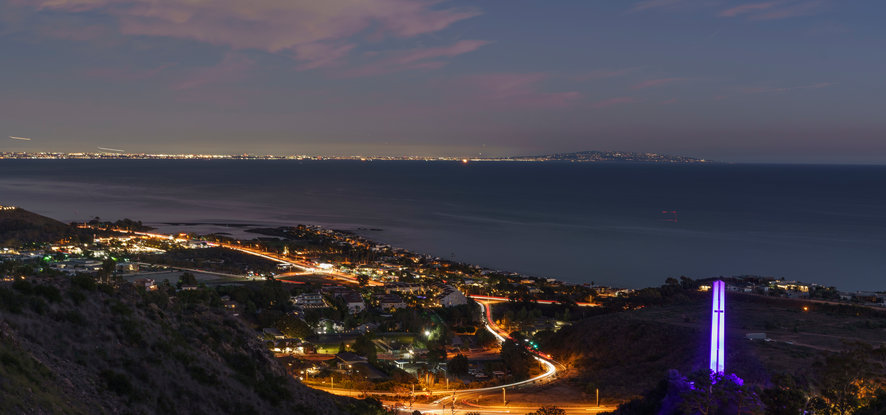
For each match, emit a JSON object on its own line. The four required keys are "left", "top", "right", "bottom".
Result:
{"left": 662, "top": 98, "right": 679, "bottom": 105}
{"left": 394, "top": 40, "right": 490, "bottom": 65}
{"left": 719, "top": 2, "right": 778, "bottom": 17}
{"left": 631, "top": 77, "right": 688, "bottom": 89}
{"left": 294, "top": 43, "right": 357, "bottom": 70}
{"left": 752, "top": 0, "right": 826, "bottom": 20}
{"left": 592, "top": 97, "right": 639, "bottom": 109}
{"left": 21, "top": 0, "right": 483, "bottom": 70}
{"left": 575, "top": 68, "right": 638, "bottom": 81}
{"left": 629, "top": 0, "right": 827, "bottom": 20}
{"left": 456, "top": 73, "right": 581, "bottom": 109}
{"left": 340, "top": 40, "right": 490, "bottom": 77}
{"left": 377, "top": 5, "right": 483, "bottom": 37}
{"left": 466, "top": 73, "right": 547, "bottom": 97}
{"left": 716, "top": 0, "right": 828, "bottom": 21}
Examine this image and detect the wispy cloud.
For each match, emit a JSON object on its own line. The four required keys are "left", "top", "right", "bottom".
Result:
{"left": 632, "top": 77, "right": 689, "bottom": 89}
{"left": 752, "top": 0, "right": 827, "bottom": 20}
{"left": 340, "top": 40, "right": 490, "bottom": 77}
{"left": 456, "top": 73, "right": 582, "bottom": 109}
{"left": 575, "top": 68, "right": 639, "bottom": 81}
{"left": 716, "top": 82, "right": 832, "bottom": 100}
{"left": 292, "top": 43, "right": 356, "bottom": 70}
{"left": 172, "top": 53, "right": 253, "bottom": 91}
{"left": 592, "top": 97, "right": 640, "bottom": 109}
{"left": 718, "top": 0, "right": 829, "bottom": 21}
{"left": 719, "top": 2, "right": 778, "bottom": 17}
{"left": 18, "top": 0, "right": 483, "bottom": 70}
{"left": 632, "top": 0, "right": 830, "bottom": 20}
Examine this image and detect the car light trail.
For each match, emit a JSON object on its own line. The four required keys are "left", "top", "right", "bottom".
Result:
{"left": 430, "top": 300, "right": 559, "bottom": 404}
{"left": 469, "top": 294, "right": 597, "bottom": 307}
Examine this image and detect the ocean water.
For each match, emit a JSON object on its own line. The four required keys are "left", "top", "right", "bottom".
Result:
{"left": 1, "top": 160, "right": 884, "bottom": 291}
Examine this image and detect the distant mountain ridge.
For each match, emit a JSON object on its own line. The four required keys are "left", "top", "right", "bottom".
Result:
{"left": 502, "top": 150, "right": 709, "bottom": 163}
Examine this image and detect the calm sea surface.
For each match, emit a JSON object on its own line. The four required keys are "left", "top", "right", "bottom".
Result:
{"left": 1, "top": 160, "right": 884, "bottom": 291}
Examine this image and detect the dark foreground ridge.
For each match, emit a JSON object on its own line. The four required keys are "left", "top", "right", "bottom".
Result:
{"left": 0, "top": 275, "right": 382, "bottom": 414}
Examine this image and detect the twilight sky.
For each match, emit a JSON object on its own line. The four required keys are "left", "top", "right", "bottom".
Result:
{"left": 1, "top": 0, "right": 884, "bottom": 162}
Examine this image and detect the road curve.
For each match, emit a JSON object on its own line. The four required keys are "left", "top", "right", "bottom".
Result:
{"left": 428, "top": 300, "right": 558, "bottom": 404}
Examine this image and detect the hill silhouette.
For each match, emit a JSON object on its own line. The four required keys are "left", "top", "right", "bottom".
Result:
{"left": 0, "top": 207, "right": 90, "bottom": 246}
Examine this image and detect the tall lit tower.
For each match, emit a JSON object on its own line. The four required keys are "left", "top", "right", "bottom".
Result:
{"left": 710, "top": 280, "right": 725, "bottom": 374}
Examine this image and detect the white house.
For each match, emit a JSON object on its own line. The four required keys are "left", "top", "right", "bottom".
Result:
{"left": 343, "top": 293, "right": 366, "bottom": 314}
{"left": 377, "top": 294, "right": 407, "bottom": 311}
{"left": 434, "top": 285, "right": 468, "bottom": 307}
{"left": 291, "top": 292, "right": 327, "bottom": 308}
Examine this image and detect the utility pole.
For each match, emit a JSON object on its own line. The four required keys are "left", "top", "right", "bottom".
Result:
{"left": 502, "top": 387, "right": 506, "bottom": 406}
{"left": 596, "top": 388, "right": 600, "bottom": 407}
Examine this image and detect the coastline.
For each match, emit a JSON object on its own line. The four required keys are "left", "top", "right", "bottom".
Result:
{"left": 3, "top": 160, "right": 886, "bottom": 291}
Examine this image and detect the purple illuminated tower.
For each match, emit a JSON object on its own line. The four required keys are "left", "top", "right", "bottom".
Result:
{"left": 710, "top": 280, "right": 725, "bottom": 374}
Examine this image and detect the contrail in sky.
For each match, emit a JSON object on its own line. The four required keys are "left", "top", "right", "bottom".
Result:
{"left": 9, "top": 136, "right": 32, "bottom": 141}
{"left": 98, "top": 147, "right": 125, "bottom": 153}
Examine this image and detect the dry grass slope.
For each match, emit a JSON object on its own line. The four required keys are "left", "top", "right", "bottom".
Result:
{"left": 546, "top": 292, "right": 886, "bottom": 400}
{"left": 0, "top": 276, "right": 380, "bottom": 414}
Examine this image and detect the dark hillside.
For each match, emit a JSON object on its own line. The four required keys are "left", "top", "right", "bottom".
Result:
{"left": 545, "top": 292, "right": 886, "bottom": 400}
{"left": 0, "top": 207, "right": 89, "bottom": 246}
{"left": 0, "top": 276, "right": 379, "bottom": 414}
{"left": 544, "top": 312, "right": 723, "bottom": 399}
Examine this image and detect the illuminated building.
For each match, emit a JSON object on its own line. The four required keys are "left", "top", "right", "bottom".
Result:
{"left": 710, "top": 280, "right": 725, "bottom": 374}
